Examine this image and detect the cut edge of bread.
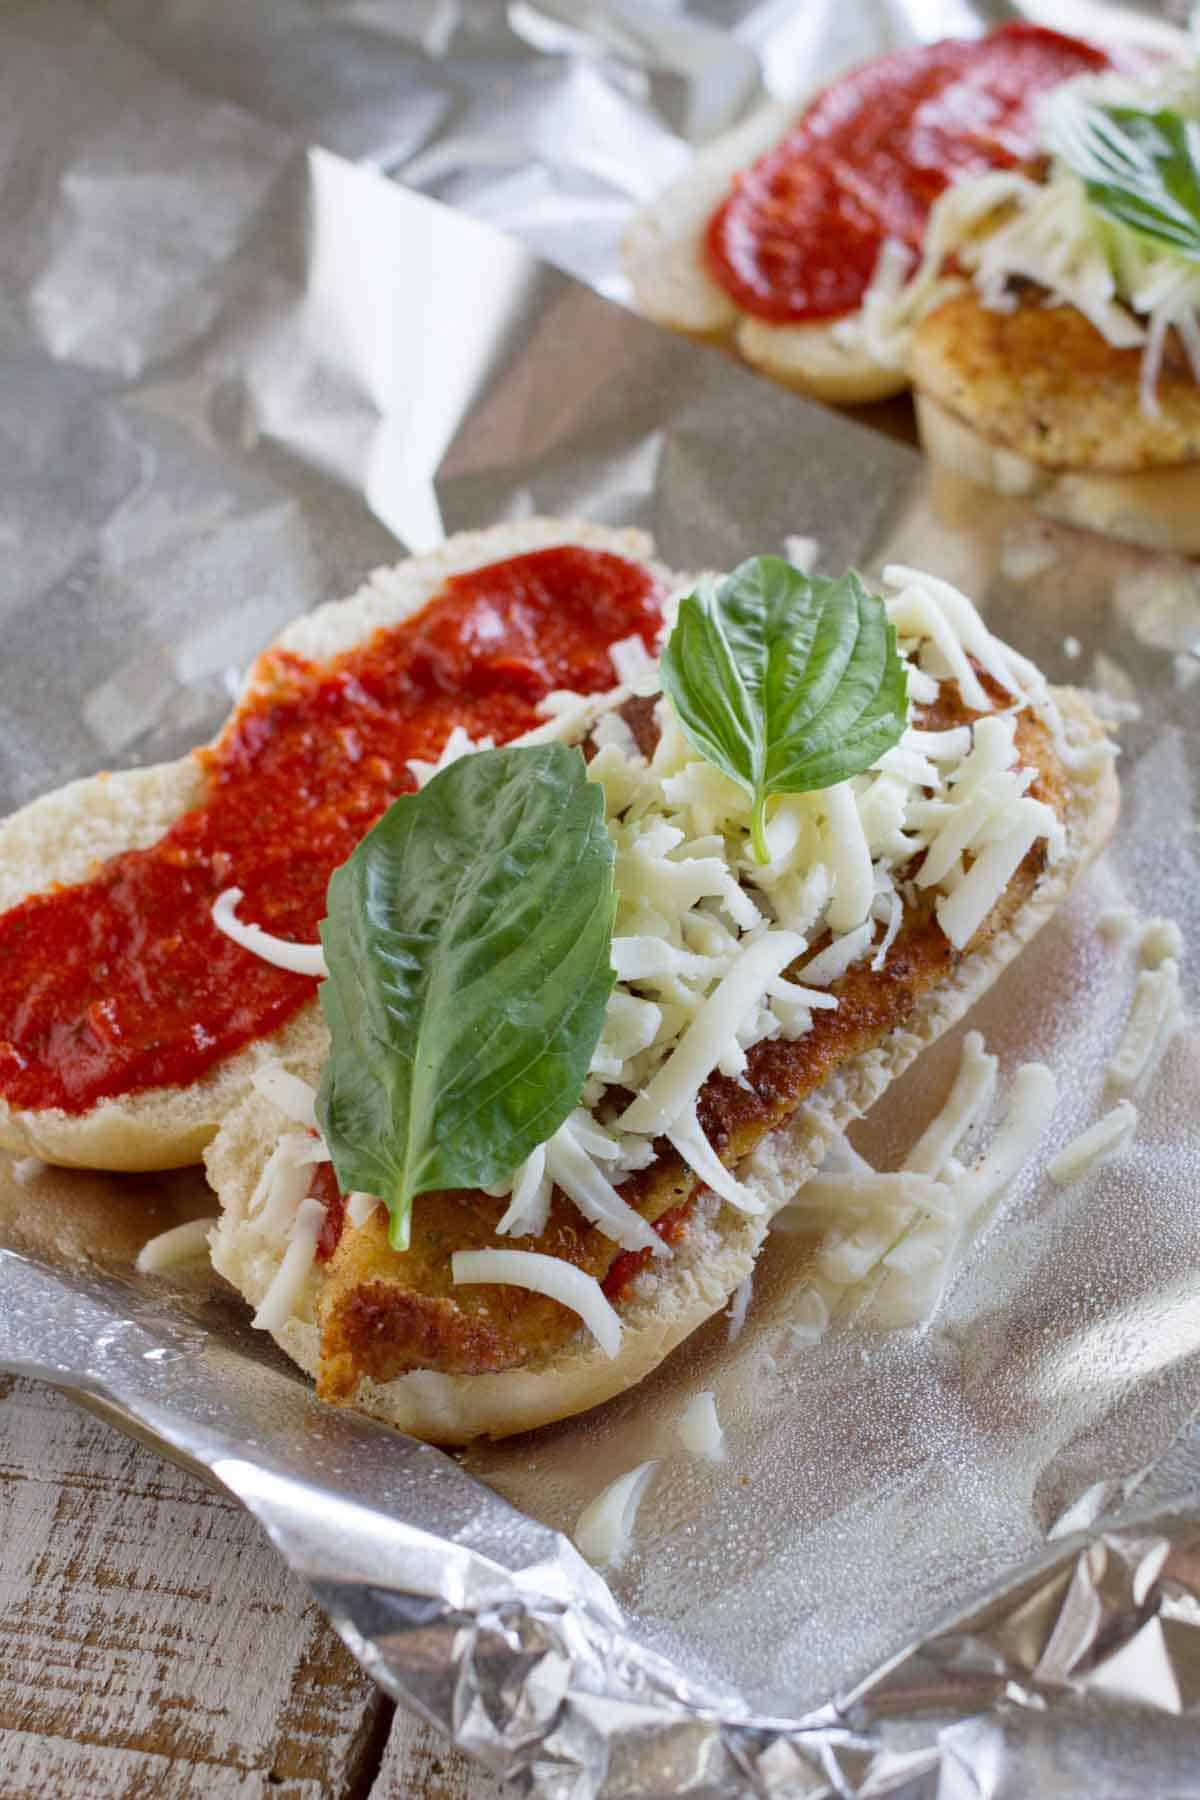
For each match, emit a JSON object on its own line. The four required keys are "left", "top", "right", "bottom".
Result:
{"left": 206, "top": 690, "right": 1118, "bottom": 1443}
{"left": 915, "top": 392, "right": 1200, "bottom": 556}
{"left": 0, "top": 519, "right": 665, "bottom": 1172}
{"left": 623, "top": 102, "right": 904, "bottom": 405}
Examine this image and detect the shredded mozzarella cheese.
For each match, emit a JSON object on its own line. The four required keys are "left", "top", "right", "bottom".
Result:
{"left": 618, "top": 931, "right": 805, "bottom": 1134}
{"left": 1049, "top": 1101, "right": 1138, "bottom": 1186}
{"left": 666, "top": 1101, "right": 763, "bottom": 1215}
{"left": 135, "top": 1217, "right": 217, "bottom": 1274}
{"left": 1109, "top": 960, "right": 1182, "bottom": 1091}
{"left": 798, "top": 922, "right": 874, "bottom": 988}
{"left": 677, "top": 1391, "right": 726, "bottom": 1461}
{"left": 248, "top": 1136, "right": 316, "bottom": 1237}
{"left": 260, "top": 559, "right": 1072, "bottom": 1284}
{"left": 956, "top": 1062, "right": 1057, "bottom": 1217}
{"left": 11, "top": 1157, "right": 46, "bottom": 1186}
{"left": 251, "top": 1063, "right": 320, "bottom": 1130}
{"left": 543, "top": 1121, "right": 662, "bottom": 1252}
{"left": 726, "top": 1274, "right": 752, "bottom": 1342}
{"left": 905, "top": 1031, "right": 997, "bottom": 1178}
{"left": 253, "top": 1197, "right": 325, "bottom": 1331}
{"left": 346, "top": 1191, "right": 381, "bottom": 1228}
{"left": 845, "top": 65, "right": 1200, "bottom": 414}
{"left": 1140, "top": 917, "right": 1183, "bottom": 969}
{"left": 212, "top": 888, "right": 328, "bottom": 978}
{"left": 451, "top": 1249, "right": 622, "bottom": 1357}
{"left": 574, "top": 1461, "right": 658, "bottom": 1569}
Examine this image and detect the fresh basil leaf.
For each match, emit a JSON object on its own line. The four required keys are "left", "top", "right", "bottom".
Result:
{"left": 660, "top": 557, "right": 908, "bottom": 863}
{"left": 316, "top": 743, "right": 615, "bottom": 1252}
{"left": 1048, "top": 94, "right": 1200, "bottom": 262}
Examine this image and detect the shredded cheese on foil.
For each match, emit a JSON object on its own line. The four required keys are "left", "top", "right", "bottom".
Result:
{"left": 677, "top": 1391, "right": 726, "bottom": 1461}
{"left": 1109, "top": 959, "right": 1183, "bottom": 1091}
{"left": 1049, "top": 1101, "right": 1138, "bottom": 1186}
{"left": 574, "top": 1461, "right": 659, "bottom": 1569}
{"left": 136, "top": 1216, "right": 217, "bottom": 1274}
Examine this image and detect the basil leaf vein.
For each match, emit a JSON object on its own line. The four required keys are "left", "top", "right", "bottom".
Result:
{"left": 660, "top": 556, "right": 908, "bottom": 862}
{"left": 1048, "top": 94, "right": 1200, "bottom": 263}
{"left": 316, "top": 742, "right": 615, "bottom": 1250}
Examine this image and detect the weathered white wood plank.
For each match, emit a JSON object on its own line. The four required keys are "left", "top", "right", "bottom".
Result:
{"left": 0, "top": 1375, "right": 387, "bottom": 1797}
{"left": 370, "top": 1707, "right": 504, "bottom": 1800}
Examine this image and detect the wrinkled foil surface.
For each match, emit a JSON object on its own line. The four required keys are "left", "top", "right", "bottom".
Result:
{"left": 1, "top": 3, "right": 1198, "bottom": 1793}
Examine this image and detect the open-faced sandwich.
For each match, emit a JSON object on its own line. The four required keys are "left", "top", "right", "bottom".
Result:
{"left": 0, "top": 523, "right": 1117, "bottom": 1442}
{"left": 846, "top": 59, "right": 1200, "bottom": 553}
{"left": 625, "top": 22, "right": 1108, "bottom": 403}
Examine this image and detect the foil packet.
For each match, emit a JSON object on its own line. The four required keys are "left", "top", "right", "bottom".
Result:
{"left": 1, "top": 3, "right": 1199, "bottom": 1794}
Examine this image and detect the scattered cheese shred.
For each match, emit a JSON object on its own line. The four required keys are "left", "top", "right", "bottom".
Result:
{"left": 212, "top": 887, "right": 328, "bottom": 978}
{"left": 1140, "top": 917, "right": 1183, "bottom": 970}
{"left": 823, "top": 781, "right": 875, "bottom": 933}
{"left": 11, "top": 1157, "right": 46, "bottom": 1186}
{"left": 956, "top": 1062, "right": 1057, "bottom": 1217}
{"left": 666, "top": 1102, "right": 764, "bottom": 1215}
{"left": 726, "top": 1274, "right": 752, "bottom": 1343}
{"left": 905, "top": 1030, "right": 998, "bottom": 1178}
{"left": 251, "top": 1063, "right": 320, "bottom": 1130}
{"left": 253, "top": 1197, "right": 325, "bottom": 1331}
{"left": 346, "top": 1191, "right": 381, "bottom": 1228}
{"left": 250, "top": 1136, "right": 316, "bottom": 1237}
{"left": 544, "top": 1122, "right": 662, "bottom": 1252}
{"left": 799, "top": 921, "right": 874, "bottom": 988}
{"left": 451, "top": 1249, "right": 622, "bottom": 1357}
{"left": 135, "top": 1217, "right": 217, "bottom": 1274}
{"left": 574, "top": 1460, "right": 658, "bottom": 1569}
{"left": 676, "top": 1391, "right": 726, "bottom": 1462}
{"left": 1108, "top": 960, "right": 1182, "bottom": 1092}
{"left": 617, "top": 930, "right": 805, "bottom": 1135}
{"left": 936, "top": 815, "right": 1049, "bottom": 951}
{"left": 782, "top": 1171, "right": 953, "bottom": 1231}
{"left": 1048, "top": 1101, "right": 1138, "bottom": 1186}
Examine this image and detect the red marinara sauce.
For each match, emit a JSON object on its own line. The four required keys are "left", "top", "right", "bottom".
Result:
{"left": 0, "top": 547, "right": 663, "bottom": 1116}
{"left": 603, "top": 1199, "right": 691, "bottom": 1302}
{"left": 705, "top": 22, "right": 1108, "bottom": 324}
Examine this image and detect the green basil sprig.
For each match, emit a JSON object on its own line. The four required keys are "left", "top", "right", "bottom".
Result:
{"left": 316, "top": 742, "right": 616, "bottom": 1251}
{"left": 660, "top": 556, "right": 908, "bottom": 863}
{"left": 1048, "top": 94, "right": 1200, "bottom": 262}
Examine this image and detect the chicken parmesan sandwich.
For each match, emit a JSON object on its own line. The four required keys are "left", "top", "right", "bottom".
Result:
{"left": 846, "top": 57, "right": 1200, "bottom": 552}
{"left": 172, "top": 528, "right": 1116, "bottom": 1444}
{"left": 625, "top": 22, "right": 1108, "bottom": 404}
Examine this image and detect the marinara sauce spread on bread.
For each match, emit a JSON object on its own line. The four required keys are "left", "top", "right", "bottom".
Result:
{"left": 704, "top": 23, "right": 1107, "bottom": 327}
{"left": 0, "top": 544, "right": 660, "bottom": 1123}
{"left": 624, "top": 24, "right": 1106, "bottom": 404}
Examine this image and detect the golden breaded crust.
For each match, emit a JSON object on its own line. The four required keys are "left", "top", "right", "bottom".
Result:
{"left": 909, "top": 290, "right": 1200, "bottom": 475}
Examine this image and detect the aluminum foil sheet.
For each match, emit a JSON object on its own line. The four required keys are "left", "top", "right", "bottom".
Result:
{"left": 1, "top": 3, "right": 1199, "bottom": 1794}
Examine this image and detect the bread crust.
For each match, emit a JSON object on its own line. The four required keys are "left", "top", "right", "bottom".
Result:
{"left": 0, "top": 520, "right": 663, "bottom": 1171}
{"left": 206, "top": 692, "right": 1117, "bottom": 1443}
{"left": 915, "top": 392, "right": 1200, "bottom": 556}
{"left": 623, "top": 103, "right": 905, "bottom": 405}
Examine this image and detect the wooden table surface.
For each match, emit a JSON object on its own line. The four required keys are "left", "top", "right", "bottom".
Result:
{"left": 0, "top": 1375, "right": 502, "bottom": 1799}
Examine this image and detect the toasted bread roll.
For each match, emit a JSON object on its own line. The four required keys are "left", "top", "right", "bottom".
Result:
{"left": 623, "top": 103, "right": 905, "bottom": 405}
{"left": 0, "top": 520, "right": 664, "bottom": 1171}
